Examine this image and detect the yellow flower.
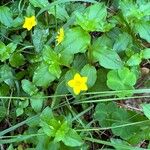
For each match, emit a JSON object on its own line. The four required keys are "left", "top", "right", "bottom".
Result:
{"left": 56, "top": 28, "right": 64, "bottom": 45}
{"left": 68, "top": 73, "right": 88, "bottom": 95}
{"left": 23, "top": 16, "right": 37, "bottom": 31}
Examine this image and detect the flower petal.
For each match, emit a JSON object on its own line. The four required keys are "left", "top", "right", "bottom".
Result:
{"left": 73, "top": 87, "right": 81, "bottom": 95}
{"left": 67, "top": 79, "right": 75, "bottom": 88}
{"left": 81, "top": 83, "right": 88, "bottom": 91}
{"left": 23, "top": 16, "right": 37, "bottom": 31}
{"left": 56, "top": 28, "right": 64, "bottom": 45}
{"left": 74, "top": 73, "right": 81, "bottom": 81}
{"left": 81, "top": 77, "right": 88, "bottom": 83}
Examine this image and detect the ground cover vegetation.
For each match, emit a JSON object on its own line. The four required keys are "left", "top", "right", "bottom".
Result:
{"left": 0, "top": 0, "right": 150, "bottom": 149}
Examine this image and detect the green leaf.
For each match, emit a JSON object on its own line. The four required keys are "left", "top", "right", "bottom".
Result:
{"left": 16, "top": 107, "right": 24, "bottom": 117}
{"left": 111, "top": 110, "right": 136, "bottom": 139}
{"left": 107, "top": 67, "right": 137, "bottom": 97}
{"left": 40, "top": 112, "right": 82, "bottom": 147}
{"left": 42, "top": 45, "right": 61, "bottom": 78}
{"left": 16, "top": 99, "right": 29, "bottom": 116}
{"left": 40, "top": 109, "right": 83, "bottom": 148}
{"left": 21, "top": 79, "right": 38, "bottom": 96}
{"left": 40, "top": 117, "right": 60, "bottom": 137}
{"left": 47, "top": 141, "right": 60, "bottom": 150}
{"left": 0, "top": 42, "right": 17, "bottom": 62}
{"left": 42, "top": 45, "right": 60, "bottom": 63}
{"left": 111, "top": 138, "right": 131, "bottom": 150}
{"left": 12, "top": 16, "right": 24, "bottom": 28}
{"left": 141, "top": 48, "right": 150, "bottom": 59}
{"left": 135, "top": 21, "right": 150, "bottom": 42}
{"left": 81, "top": 64, "right": 97, "bottom": 88}
{"left": 120, "top": 0, "right": 150, "bottom": 20}
{"left": 33, "top": 63, "right": 56, "bottom": 87}
{"left": 32, "top": 28, "right": 49, "bottom": 52}
{"left": 95, "top": 102, "right": 145, "bottom": 140}
{"left": 29, "top": 0, "right": 49, "bottom": 8}
{"left": 119, "top": 0, "right": 141, "bottom": 19}
{"left": 0, "top": 64, "right": 14, "bottom": 87}
{"left": 90, "top": 69, "right": 109, "bottom": 92}
{"left": 91, "top": 37, "right": 123, "bottom": 69}
{"left": 141, "top": 103, "right": 150, "bottom": 119}
{"left": 48, "top": 63, "right": 61, "bottom": 79}
{"left": 6, "top": 43, "right": 17, "bottom": 53}
{"left": 113, "top": 32, "right": 132, "bottom": 53}
{"left": 9, "top": 53, "right": 25, "bottom": 67}
{"left": 26, "top": 4, "right": 35, "bottom": 16}
{"left": 59, "top": 51, "right": 74, "bottom": 66}
{"left": 52, "top": 78, "right": 69, "bottom": 108}
{"left": 76, "top": 3, "right": 113, "bottom": 32}
{"left": 30, "top": 92, "right": 45, "bottom": 112}
{"left": 48, "top": 5, "right": 69, "bottom": 20}
{"left": 128, "top": 127, "right": 150, "bottom": 145}
{"left": 40, "top": 107, "right": 53, "bottom": 123}
{"left": 19, "top": 99, "right": 29, "bottom": 108}
{"left": 62, "top": 129, "right": 83, "bottom": 147}
{"left": 126, "top": 53, "right": 142, "bottom": 66}
{"left": 65, "top": 69, "right": 77, "bottom": 95}
{"left": 0, "top": 41, "right": 6, "bottom": 61}
{"left": 0, "top": 6, "right": 13, "bottom": 27}
{"left": 6, "top": 144, "right": 15, "bottom": 150}
{"left": 139, "top": 2, "right": 150, "bottom": 16}
{"left": 54, "top": 121, "right": 70, "bottom": 142}
{"left": 72, "top": 54, "right": 87, "bottom": 71}
{"left": 61, "top": 27, "right": 91, "bottom": 54}
{"left": 94, "top": 102, "right": 118, "bottom": 127}
{"left": 0, "top": 84, "right": 9, "bottom": 96}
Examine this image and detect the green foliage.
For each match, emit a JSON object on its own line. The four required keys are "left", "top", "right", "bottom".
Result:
{"left": 141, "top": 48, "right": 150, "bottom": 59}
{"left": 22, "top": 80, "right": 45, "bottom": 112}
{"left": 29, "top": 0, "right": 49, "bottom": 8}
{"left": 60, "top": 27, "right": 91, "bottom": 54}
{"left": 0, "top": 0, "right": 150, "bottom": 149}
{"left": 95, "top": 102, "right": 148, "bottom": 143}
{"left": 16, "top": 99, "right": 29, "bottom": 116}
{"left": 0, "top": 41, "right": 17, "bottom": 62}
{"left": 81, "top": 64, "right": 97, "bottom": 87}
{"left": 126, "top": 53, "right": 142, "bottom": 66}
{"left": 33, "top": 62, "right": 56, "bottom": 87}
{"left": 0, "top": 64, "right": 14, "bottom": 87}
{"left": 39, "top": 107, "right": 83, "bottom": 147}
{"left": 22, "top": 79, "right": 38, "bottom": 96}
{"left": 76, "top": 3, "right": 113, "bottom": 32}
{"left": 91, "top": 35, "right": 123, "bottom": 69}
{"left": 113, "top": 32, "right": 132, "bottom": 53}
{"left": 32, "top": 28, "right": 49, "bottom": 52}
{"left": 107, "top": 67, "right": 137, "bottom": 97}
{"left": 0, "top": 6, "right": 13, "bottom": 27}
{"left": 9, "top": 53, "right": 25, "bottom": 67}
{"left": 141, "top": 104, "right": 150, "bottom": 120}
{"left": 119, "top": 0, "right": 150, "bottom": 42}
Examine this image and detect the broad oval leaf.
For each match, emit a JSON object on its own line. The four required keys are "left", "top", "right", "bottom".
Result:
{"left": 33, "top": 63, "right": 56, "bottom": 87}
{"left": 91, "top": 37, "right": 123, "bottom": 69}
{"left": 141, "top": 104, "right": 150, "bottom": 120}
{"left": 22, "top": 79, "right": 38, "bottom": 96}
{"left": 107, "top": 67, "right": 137, "bottom": 97}
{"left": 61, "top": 27, "right": 91, "bottom": 54}
{"left": 141, "top": 48, "right": 150, "bottom": 59}
{"left": 81, "top": 64, "right": 97, "bottom": 88}
{"left": 0, "top": 6, "right": 13, "bottom": 27}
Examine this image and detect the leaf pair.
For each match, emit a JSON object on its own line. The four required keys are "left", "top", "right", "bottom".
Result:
{"left": 39, "top": 107, "right": 83, "bottom": 147}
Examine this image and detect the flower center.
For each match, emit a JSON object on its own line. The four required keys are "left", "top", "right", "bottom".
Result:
{"left": 75, "top": 81, "right": 82, "bottom": 87}
{"left": 29, "top": 21, "right": 33, "bottom": 26}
